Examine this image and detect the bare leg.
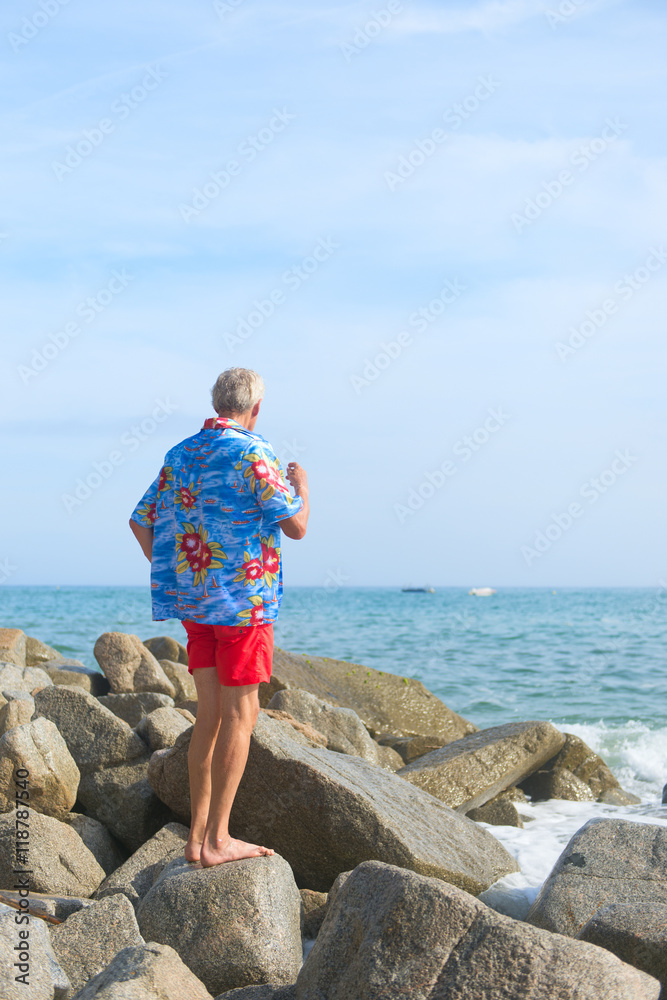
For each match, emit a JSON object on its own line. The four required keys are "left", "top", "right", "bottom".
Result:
{"left": 200, "top": 683, "right": 274, "bottom": 867}
{"left": 186, "top": 668, "right": 222, "bottom": 863}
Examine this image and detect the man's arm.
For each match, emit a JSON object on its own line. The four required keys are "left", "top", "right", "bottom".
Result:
{"left": 279, "top": 462, "right": 309, "bottom": 540}
{"left": 129, "top": 519, "right": 154, "bottom": 561}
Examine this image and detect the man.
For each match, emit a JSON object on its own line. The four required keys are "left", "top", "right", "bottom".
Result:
{"left": 129, "top": 367, "right": 309, "bottom": 867}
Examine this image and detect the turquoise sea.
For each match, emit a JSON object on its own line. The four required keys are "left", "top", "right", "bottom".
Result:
{"left": 2, "top": 584, "right": 665, "bottom": 912}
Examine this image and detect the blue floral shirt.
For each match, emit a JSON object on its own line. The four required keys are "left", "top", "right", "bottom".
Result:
{"left": 130, "top": 416, "right": 303, "bottom": 626}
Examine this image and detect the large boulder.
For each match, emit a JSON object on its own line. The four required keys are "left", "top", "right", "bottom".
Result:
{"left": 0, "top": 662, "right": 52, "bottom": 693}
{"left": 0, "top": 693, "right": 34, "bottom": 736}
{"left": 0, "top": 629, "right": 26, "bottom": 666}
{"left": 577, "top": 902, "right": 667, "bottom": 991}
{"left": 379, "top": 733, "right": 450, "bottom": 764}
{"left": 522, "top": 732, "right": 640, "bottom": 805}
{"left": 137, "top": 854, "right": 302, "bottom": 997}
{"left": 77, "top": 758, "right": 173, "bottom": 852}
{"left": 50, "top": 894, "right": 145, "bottom": 995}
{"left": 34, "top": 685, "right": 147, "bottom": 775}
{"left": 143, "top": 635, "right": 189, "bottom": 665}
{"left": 398, "top": 720, "right": 566, "bottom": 811}
{"left": 159, "top": 659, "right": 197, "bottom": 701}
{"left": 66, "top": 815, "right": 127, "bottom": 877}
{"left": 295, "top": 860, "right": 660, "bottom": 1000}
{"left": 527, "top": 818, "right": 667, "bottom": 936}
{"left": 0, "top": 901, "right": 70, "bottom": 1000}
{"left": 98, "top": 692, "right": 174, "bottom": 728}
{"left": 267, "top": 688, "right": 380, "bottom": 763}
{"left": 25, "top": 636, "right": 64, "bottom": 666}
{"left": 95, "top": 822, "right": 189, "bottom": 910}
{"left": 71, "top": 942, "right": 212, "bottom": 999}
{"left": 135, "top": 706, "right": 192, "bottom": 750}
{"left": 216, "top": 989, "right": 295, "bottom": 999}
{"left": 0, "top": 809, "right": 105, "bottom": 896}
{"left": 263, "top": 648, "right": 476, "bottom": 741}
{"left": 0, "top": 718, "right": 80, "bottom": 818}
{"left": 148, "top": 713, "right": 518, "bottom": 893}
{"left": 521, "top": 766, "right": 595, "bottom": 803}
{"left": 94, "top": 633, "right": 176, "bottom": 697}
{"left": 44, "top": 665, "right": 110, "bottom": 697}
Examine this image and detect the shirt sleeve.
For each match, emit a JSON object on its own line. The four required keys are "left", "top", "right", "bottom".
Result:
{"left": 236, "top": 441, "right": 303, "bottom": 523}
{"left": 130, "top": 466, "right": 168, "bottom": 527}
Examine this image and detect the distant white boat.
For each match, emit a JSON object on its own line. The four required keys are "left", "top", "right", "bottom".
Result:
{"left": 401, "top": 586, "right": 436, "bottom": 593}
{"left": 468, "top": 587, "right": 496, "bottom": 596}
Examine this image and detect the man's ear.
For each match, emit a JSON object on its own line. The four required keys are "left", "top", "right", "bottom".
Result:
{"left": 252, "top": 399, "right": 262, "bottom": 418}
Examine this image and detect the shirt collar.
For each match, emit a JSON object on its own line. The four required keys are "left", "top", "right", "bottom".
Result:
{"left": 201, "top": 416, "right": 261, "bottom": 440}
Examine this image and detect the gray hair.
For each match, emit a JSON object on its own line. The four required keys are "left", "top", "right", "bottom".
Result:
{"left": 211, "top": 368, "right": 265, "bottom": 415}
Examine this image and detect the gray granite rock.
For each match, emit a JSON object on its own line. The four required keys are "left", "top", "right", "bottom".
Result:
{"left": 577, "top": 902, "right": 667, "bottom": 990}
{"left": 521, "top": 765, "right": 596, "bottom": 803}
{"left": 0, "top": 693, "right": 34, "bottom": 736}
{"left": 0, "top": 629, "right": 27, "bottom": 667}
{"left": 398, "top": 720, "right": 567, "bottom": 811}
{"left": 267, "top": 689, "right": 380, "bottom": 763}
{"left": 148, "top": 713, "right": 519, "bottom": 893}
{"left": 466, "top": 792, "right": 524, "bottom": 828}
{"left": 159, "top": 659, "right": 197, "bottom": 702}
{"left": 50, "top": 894, "right": 144, "bottom": 995}
{"left": 0, "top": 718, "right": 80, "bottom": 818}
{"left": 541, "top": 732, "right": 640, "bottom": 804}
{"left": 98, "top": 692, "right": 174, "bottom": 728}
{"left": 77, "top": 758, "right": 173, "bottom": 852}
{"left": 143, "top": 635, "right": 189, "bottom": 666}
{"left": 25, "top": 636, "right": 65, "bottom": 666}
{"left": 95, "top": 822, "right": 189, "bottom": 911}
{"left": 135, "top": 706, "right": 192, "bottom": 750}
{"left": 527, "top": 818, "right": 667, "bottom": 936}
{"left": 66, "top": 815, "right": 127, "bottom": 877}
{"left": 381, "top": 733, "right": 450, "bottom": 764}
{"left": 0, "top": 662, "right": 52, "bottom": 692}
{"left": 216, "top": 988, "right": 295, "bottom": 1000}
{"left": 0, "top": 809, "right": 105, "bottom": 897}
{"left": 0, "top": 901, "right": 70, "bottom": 999}
{"left": 34, "top": 685, "right": 147, "bottom": 775}
{"left": 70, "top": 942, "right": 212, "bottom": 999}
{"left": 263, "top": 648, "right": 476, "bottom": 741}
{"left": 137, "top": 853, "right": 302, "bottom": 997}
{"left": 300, "top": 889, "right": 327, "bottom": 939}
{"left": 94, "top": 633, "right": 176, "bottom": 697}
{"left": 0, "top": 890, "right": 91, "bottom": 920}
{"left": 44, "top": 666, "right": 110, "bottom": 697}
{"left": 295, "top": 860, "right": 660, "bottom": 1000}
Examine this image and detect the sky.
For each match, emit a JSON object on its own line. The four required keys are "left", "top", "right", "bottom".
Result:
{"left": 1, "top": 0, "right": 666, "bottom": 588}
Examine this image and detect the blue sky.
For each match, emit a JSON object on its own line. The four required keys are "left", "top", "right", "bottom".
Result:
{"left": 1, "top": 0, "right": 666, "bottom": 588}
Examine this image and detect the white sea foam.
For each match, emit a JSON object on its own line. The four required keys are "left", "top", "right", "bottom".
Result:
{"left": 479, "top": 722, "right": 667, "bottom": 920}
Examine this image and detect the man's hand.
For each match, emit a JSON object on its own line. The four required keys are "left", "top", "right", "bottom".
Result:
{"left": 281, "top": 463, "right": 309, "bottom": 539}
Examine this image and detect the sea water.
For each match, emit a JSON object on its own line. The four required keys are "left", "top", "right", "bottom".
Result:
{"left": 2, "top": 584, "right": 665, "bottom": 911}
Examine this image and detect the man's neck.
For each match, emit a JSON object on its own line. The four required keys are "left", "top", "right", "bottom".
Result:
{"left": 217, "top": 411, "right": 256, "bottom": 431}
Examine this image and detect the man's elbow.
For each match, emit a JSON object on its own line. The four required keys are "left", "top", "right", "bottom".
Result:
{"left": 281, "top": 520, "right": 307, "bottom": 540}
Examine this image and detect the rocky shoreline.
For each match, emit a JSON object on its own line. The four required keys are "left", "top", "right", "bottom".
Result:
{"left": 0, "top": 625, "right": 665, "bottom": 999}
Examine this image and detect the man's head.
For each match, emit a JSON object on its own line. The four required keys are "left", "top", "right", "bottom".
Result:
{"left": 211, "top": 368, "right": 264, "bottom": 430}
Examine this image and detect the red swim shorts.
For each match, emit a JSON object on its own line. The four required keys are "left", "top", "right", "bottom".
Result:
{"left": 181, "top": 620, "right": 273, "bottom": 687}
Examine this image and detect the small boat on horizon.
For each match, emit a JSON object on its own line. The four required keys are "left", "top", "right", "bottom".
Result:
{"left": 401, "top": 586, "right": 436, "bottom": 593}
{"left": 469, "top": 587, "right": 497, "bottom": 596}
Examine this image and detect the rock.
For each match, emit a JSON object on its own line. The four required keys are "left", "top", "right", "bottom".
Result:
{"left": 25, "top": 636, "right": 65, "bottom": 666}
{"left": 0, "top": 662, "right": 52, "bottom": 693}
{"left": 95, "top": 821, "right": 189, "bottom": 910}
{"left": 148, "top": 714, "right": 518, "bottom": 893}
{"left": 264, "top": 648, "right": 477, "bottom": 741}
{"left": 71, "top": 942, "right": 212, "bottom": 999}
{"left": 43, "top": 657, "right": 87, "bottom": 671}
{"left": 176, "top": 707, "right": 196, "bottom": 724}
{"left": 374, "top": 745, "right": 404, "bottom": 771}
{"left": 261, "top": 709, "right": 327, "bottom": 747}
{"left": 216, "top": 989, "right": 295, "bottom": 1000}
{"left": 0, "top": 693, "right": 34, "bottom": 735}
{"left": 0, "top": 901, "right": 70, "bottom": 1000}
{"left": 94, "top": 633, "right": 176, "bottom": 697}
{"left": 398, "top": 720, "right": 566, "bottom": 812}
{"left": 50, "top": 894, "right": 145, "bottom": 995}
{"left": 143, "top": 635, "right": 189, "bottom": 665}
{"left": 296, "top": 861, "right": 661, "bottom": 1000}
{"left": 522, "top": 765, "right": 596, "bottom": 803}
{"left": 663, "top": 782, "right": 667, "bottom": 805}
{"left": 467, "top": 792, "right": 524, "bottom": 828}
{"left": 98, "top": 692, "right": 175, "bottom": 728}
{"left": 267, "top": 689, "right": 380, "bottom": 763}
{"left": 78, "top": 758, "right": 173, "bottom": 853}
{"left": 0, "top": 718, "right": 80, "bottom": 818}
{"left": 523, "top": 733, "right": 640, "bottom": 804}
{"left": 577, "top": 902, "right": 667, "bottom": 990}
{"left": 300, "top": 889, "right": 327, "bottom": 939}
{"left": 527, "top": 818, "right": 667, "bottom": 936}
{"left": 34, "top": 685, "right": 147, "bottom": 775}
{"left": 0, "top": 628, "right": 26, "bottom": 666}
{"left": 159, "top": 658, "right": 197, "bottom": 701}
{"left": 45, "top": 665, "right": 110, "bottom": 697}
{"left": 135, "top": 706, "right": 192, "bottom": 750}
{"left": 138, "top": 853, "right": 302, "bottom": 996}
{"left": 66, "top": 815, "right": 127, "bottom": 877}
{"left": 0, "top": 809, "right": 105, "bottom": 896}
{"left": 0, "top": 890, "right": 92, "bottom": 920}
{"left": 384, "top": 733, "right": 450, "bottom": 764}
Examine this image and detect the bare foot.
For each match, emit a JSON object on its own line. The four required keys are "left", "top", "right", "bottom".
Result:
{"left": 184, "top": 838, "right": 202, "bottom": 863}
{"left": 200, "top": 836, "right": 275, "bottom": 867}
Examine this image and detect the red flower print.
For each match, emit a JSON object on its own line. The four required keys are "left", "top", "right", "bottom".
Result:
{"left": 233, "top": 552, "right": 265, "bottom": 587}
{"left": 237, "top": 594, "right": 264, "bottom": 626}
{"left": 175, "top": 481, "right": 201, "bottom": 512}
{"left": 157, "top": 466, "right": 174, "bottom": 495}
{"left": 175, "top": 522, "right": 226, "bottom": 587}
{"left": 138, "top": 500, "right": 157, "bottom": 525}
